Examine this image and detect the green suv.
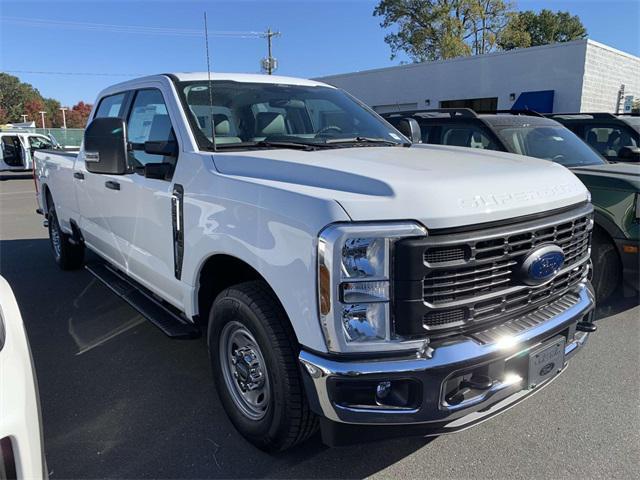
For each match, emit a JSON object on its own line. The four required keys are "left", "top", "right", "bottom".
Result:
{"left": 384, "top": 109, "right": 639, "bottom": 301}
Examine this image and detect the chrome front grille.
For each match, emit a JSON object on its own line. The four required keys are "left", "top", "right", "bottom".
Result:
{"left": 392, "top": 203, "right": 593, "bottom": 338}
{"left": 423, "top": 214, "right": 591, "bottom": 307}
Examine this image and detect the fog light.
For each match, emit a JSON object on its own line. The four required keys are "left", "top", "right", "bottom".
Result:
{"left": 375, "top": 381, "right": 392, "bottom": 401}
{"left": 374, "top": 380, "right": 413, "bottom": 407}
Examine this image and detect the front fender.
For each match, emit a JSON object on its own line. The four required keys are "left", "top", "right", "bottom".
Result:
{"left": 180, "top": 174, "right": 350, "bottom": 353}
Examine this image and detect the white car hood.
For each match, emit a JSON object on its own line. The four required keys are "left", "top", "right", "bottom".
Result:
{"left": 213, "top": 143, "right": 588, "bottom": 230}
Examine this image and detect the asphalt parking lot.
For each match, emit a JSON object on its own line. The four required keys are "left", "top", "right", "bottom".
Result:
{"left": 1, "top": 172, "right": 638, "bottom": 479}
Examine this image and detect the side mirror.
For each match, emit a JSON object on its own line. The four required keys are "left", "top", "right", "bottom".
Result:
{"left": 84, "top": 117, "right": 127, "bottom": 174}
{"left": 144, "top": 140, "right": 178, "bottom": 157}
{"left": 618, "top": 146, "right": 640, "bottom": 162}
{"left": 143, "top": 162, "right": 174, "bottom": 180}
{"left": 394, "top": 117, "right": 422, "bottom": 143}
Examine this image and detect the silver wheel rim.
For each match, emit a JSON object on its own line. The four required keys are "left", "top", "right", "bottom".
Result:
{"left": 219, "top": 321, "right": 270, "bottom": 421}
{"left": 50, "top": 212, "right": 61, "bottom": 258}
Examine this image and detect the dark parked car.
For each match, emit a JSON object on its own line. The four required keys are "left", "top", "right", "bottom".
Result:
{"left": 546, "top": 113, "right": 640, "bottom": 163}
{"left": 384, "top": 109, "right": 639, "bottom": 301}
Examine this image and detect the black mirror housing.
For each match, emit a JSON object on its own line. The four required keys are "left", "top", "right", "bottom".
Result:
{"left": 144, "top": 140, "right": 178, "bottom": 157}
{"left": 84, "top": 117, "right": 128, "bottom": 174}
{"left": 618, "top": 146, "right": 640, "bottom": 162}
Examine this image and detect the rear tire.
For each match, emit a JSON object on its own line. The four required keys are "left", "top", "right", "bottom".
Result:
{"left": 591, "top": 228, "right": 620, "bottom": 302}
{"left": 208, "top": 281, "right": 318, "bottom": 452}
{"left": 47, "top": 196, "right": 84, "bottom": 270}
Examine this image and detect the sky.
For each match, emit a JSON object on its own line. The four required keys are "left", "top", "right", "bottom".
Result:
{"left": 1, "top": 0, "right": 639, "bottom": 106}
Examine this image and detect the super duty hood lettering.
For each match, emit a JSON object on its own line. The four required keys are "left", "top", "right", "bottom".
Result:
{"left": 458, "top": 184, "right": 583, "bottom": 209}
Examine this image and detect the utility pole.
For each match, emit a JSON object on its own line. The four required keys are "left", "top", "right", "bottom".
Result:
{"left": 616, "top": 84, "right": 625, "bottom": 114}
{"left": 39, "top": 111, "right": 47, "bottom": 129}
{"left": 59, "top": 107, "right": 68, "bottom": 128}
{"left": 260, "top": 27, "right": 281, "bottom": 75}
{"left": 21, "top": 114, "right": 28, "bottom": 123}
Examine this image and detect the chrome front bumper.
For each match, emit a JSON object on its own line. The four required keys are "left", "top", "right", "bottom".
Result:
{"left": 299, "top": 282, "right": 595, "bottom": 434}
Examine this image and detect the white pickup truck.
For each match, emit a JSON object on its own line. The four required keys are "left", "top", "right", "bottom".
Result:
{"left": 34, "top": 73, "right": 597, "bottom": 451}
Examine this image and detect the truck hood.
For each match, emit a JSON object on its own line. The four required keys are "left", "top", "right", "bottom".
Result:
{"left": 571, "top": 162, "right": 640, "bottom": 191}
{"left": 213, "top": 144, "right": 588, "bottom": 229}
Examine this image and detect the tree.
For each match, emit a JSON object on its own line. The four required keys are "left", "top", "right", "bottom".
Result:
{"left": 373, "top": 0, "right": 513, "bottom": 62}
{"left": 498, "top": 9, "right": 587, "bottom": 50}
{"left": 0, "top": 73, "right": 91, "bottom": 127}
{"left": 66, "top": 101, "right": 92, "bottom": 128}
{"left": 0, "top": 73, "right": 42, "bottom": 124}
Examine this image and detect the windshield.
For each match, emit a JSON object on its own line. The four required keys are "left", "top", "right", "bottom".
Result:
{"left": 176, "top": 81, "right": 406, "bottom": 150}
{"left": 494, "top": 125, "right": 606, "bottom": 167}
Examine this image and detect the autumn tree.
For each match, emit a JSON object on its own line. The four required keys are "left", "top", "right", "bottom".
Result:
{"left": 66, "top": 101, "right": 93, "bottom": 128}
{"left": 373, "top": 0, "right": 513, "bottom": 62}
{"left": 497, "top": 9, "right": 587, "bottom": 50}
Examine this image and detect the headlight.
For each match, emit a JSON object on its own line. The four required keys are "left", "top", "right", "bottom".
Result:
{"left": 318, "top": 222, "right": 427, "bottom": 353}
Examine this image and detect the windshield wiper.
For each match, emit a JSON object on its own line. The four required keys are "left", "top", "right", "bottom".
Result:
{"left": 215, "top": 140, "right": 319, "bottom": 151}
{"left": 323, "top": 136, "right": 407, "bottom": 146}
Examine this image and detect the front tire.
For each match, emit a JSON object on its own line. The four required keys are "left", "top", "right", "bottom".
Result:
{"left": 591, "top": 228, "right": 621, "bottom": 302}
{"left": 47, "top": 197, "right": 84, "bottom": 270}
{"left": 208, "top": 281, "right": 318, "bottom": 452}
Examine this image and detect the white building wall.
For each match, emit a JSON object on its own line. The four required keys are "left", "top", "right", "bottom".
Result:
{"left": 580, "top": 40, "right": 640, "bottom": 112}
{"left": 319, "top": 41, "right": 590, "bottom": 113}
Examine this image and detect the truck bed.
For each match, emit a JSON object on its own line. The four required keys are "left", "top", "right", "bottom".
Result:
{"left": 33, "top": 149, "right": 79, "bottom": 231}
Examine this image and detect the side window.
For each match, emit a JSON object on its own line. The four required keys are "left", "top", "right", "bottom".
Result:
{"left": 126, "top": 89, "right": 177, "bottom": 169}
{"left": 95, "top": 93, "right": 127, "bottom": 119}
{"left": 28, "top": 136, "right": 53, "bottom": 150}
{"left": 441, "top": 125, "right": 496, "bottom": 149}
{"left": 584, "top": 124, "right": 637, "bottom": 158}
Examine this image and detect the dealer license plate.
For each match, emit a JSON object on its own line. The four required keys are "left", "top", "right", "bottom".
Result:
{"left": 528, "top": 337, "right": 565, "bottom": 388}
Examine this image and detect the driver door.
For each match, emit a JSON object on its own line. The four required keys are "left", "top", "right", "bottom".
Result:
{"left": 118, "top": 88, "right": 183, "bottom": 305}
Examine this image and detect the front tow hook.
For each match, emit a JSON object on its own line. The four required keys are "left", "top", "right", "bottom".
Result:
{"left": 576, "top": 321, "right": 597, "bottom": 333}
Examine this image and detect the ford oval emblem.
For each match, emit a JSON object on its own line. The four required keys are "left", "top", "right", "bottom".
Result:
{"left": 520, "top": 245, "right": 565, "bottom": 285}
{"left": 539, "top": 362, "right": 555, "bottom": 376}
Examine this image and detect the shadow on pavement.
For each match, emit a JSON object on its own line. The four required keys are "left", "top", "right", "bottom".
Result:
{"left": 0, "top": 173, "right": 34, "bottom": 181}
{"left": 0, "top": 238, "right": 428, "bottom": 479}
{"left": 594, "top": 288, "right": 639, "bottom": 320}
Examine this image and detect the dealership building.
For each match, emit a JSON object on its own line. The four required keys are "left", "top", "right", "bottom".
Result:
{"left": 318, "top": 39, "right": 640, "bottom": 114}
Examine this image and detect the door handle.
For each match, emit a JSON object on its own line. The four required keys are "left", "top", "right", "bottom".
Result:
{"left": 73, "top": 172, "right": 84, "bottom": 180}
{"left": 105, "top": 180, "right": 120, "bottom": 191}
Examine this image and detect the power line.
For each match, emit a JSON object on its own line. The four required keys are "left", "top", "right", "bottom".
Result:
{"left": 1, "top": 16, "right": 264, "bottom": 38}
{"left": 3, "top": 70, "right": 145, "bottom": 77}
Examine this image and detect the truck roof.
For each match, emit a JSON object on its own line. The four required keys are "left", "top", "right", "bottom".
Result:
{"left": 95, "top": 72, "right": 336, "bottom": 102}
{"left": 103, "top": 72, "right": 333, "bottom": 92}
{"left": 170, "top": 72, "right": 333, "bottom": 87}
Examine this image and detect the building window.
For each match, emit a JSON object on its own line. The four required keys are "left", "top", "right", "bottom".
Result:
{"left": 440, "top": 97, "right": 497, "bottom": 113}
